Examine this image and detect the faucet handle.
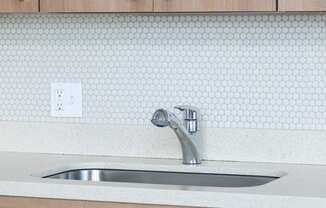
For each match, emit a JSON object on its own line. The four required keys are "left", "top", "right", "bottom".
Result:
{"left": 174, "top": 105, "right": 198, "bottom": 120}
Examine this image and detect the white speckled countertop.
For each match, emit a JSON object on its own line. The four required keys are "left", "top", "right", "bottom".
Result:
{"left": 0, "top": 152, "right": 326, "bottom": 208}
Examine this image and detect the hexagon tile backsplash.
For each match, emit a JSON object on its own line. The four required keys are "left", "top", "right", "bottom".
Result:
{"left": 0, "top": 14, "right": 326, "bottom": 130}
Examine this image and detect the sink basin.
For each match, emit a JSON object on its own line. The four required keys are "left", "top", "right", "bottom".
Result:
{"left": 43, "top": 169, "right": 279, "bottom": 188}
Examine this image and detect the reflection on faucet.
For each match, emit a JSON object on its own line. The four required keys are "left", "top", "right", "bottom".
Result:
{"left": 151, "top": 106, "right": 202, "bottom": 165}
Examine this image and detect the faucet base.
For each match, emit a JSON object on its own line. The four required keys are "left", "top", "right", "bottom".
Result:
{"left": 183, "top": 160, "right": 202, "bottom": 165}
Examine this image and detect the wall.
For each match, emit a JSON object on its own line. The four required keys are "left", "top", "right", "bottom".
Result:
{"left": 0, "top": 13, "right": 326, "bottom": 164}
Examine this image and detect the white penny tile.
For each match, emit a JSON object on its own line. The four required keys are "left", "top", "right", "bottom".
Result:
{"left": 0, "top": 14, "right": 325, "bottom": 130}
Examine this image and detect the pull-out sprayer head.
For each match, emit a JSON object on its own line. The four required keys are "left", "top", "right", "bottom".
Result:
{"left": 151, "top": 109, "right": 169, "bottom": 127}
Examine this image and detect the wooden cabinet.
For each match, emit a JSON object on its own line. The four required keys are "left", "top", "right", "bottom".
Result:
{"left": 279, "top": 0, "right": 326, "bottom": 11}
{"left": 40, "top": 0, "right": 276, "bottom": 13}
{"left": 84, "top": 201, "right": 187, "bottom": 208}
{"left": 0, "top": 197, "right": 84, "bottom": 208}
{"left": 40, "top": 0, "right": 154, "bottom": 12}
{"left": 3, "top": 0, "right": 326, "bottom": 13}
{"left": 154, "top": 0, "right": 276, "bottom": 12}
{"left": 0, "top": 196, "right": 190, "bottom": 208}
{"left": 0, "top": 0, "right": 39, "bottom": 12}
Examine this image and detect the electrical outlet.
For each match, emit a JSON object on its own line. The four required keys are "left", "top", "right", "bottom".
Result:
{"left": 51, "top": 82, "right": 82, "bottom": 117}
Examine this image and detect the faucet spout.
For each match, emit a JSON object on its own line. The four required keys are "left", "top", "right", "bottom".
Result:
{"left": 151, "top": 108, "right": 202, "bottom": 165}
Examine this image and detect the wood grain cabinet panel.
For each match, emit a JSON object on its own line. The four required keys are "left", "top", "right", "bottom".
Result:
{"left": 0, "top": 0, "right": 39, "bottom": 12}
{"left": 0, "top": 197, "right": 191, "bottom": 208}
{"left": 154, "top": 0, "right": 276, "bottom": 12}
{"left": 279, "top": 0, "right": 326, "bottom": 11}
{"left": 40, "top": 0, "right": 154, "bottom": 12}
{"left": 0, "top": 197, "right": 84, "bottom": 208}
{"left": 85, "top": 201, "right": 188, "bottom": 208}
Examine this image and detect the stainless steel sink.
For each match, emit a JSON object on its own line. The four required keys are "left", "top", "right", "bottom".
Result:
{"left": 43, "top": 169, "right": 279, "bottom": 188}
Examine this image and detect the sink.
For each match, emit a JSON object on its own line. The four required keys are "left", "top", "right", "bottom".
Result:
{"left": 43, "top": 169, "right": 279, "bottom": 188}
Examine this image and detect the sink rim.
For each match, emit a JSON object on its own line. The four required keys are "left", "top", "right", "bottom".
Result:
{"left": 32, "top": 161, "right": 287, "bottom": 179}
{"left": 43, "top": 167, "right": 281, "bottom": 179}
{"left": 40, "top": 168, "right": 282, "bottom": 188}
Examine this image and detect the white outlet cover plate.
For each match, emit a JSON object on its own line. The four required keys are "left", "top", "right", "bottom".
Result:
{"left": 51, "top": 82, "right": 82, "bottom": 118}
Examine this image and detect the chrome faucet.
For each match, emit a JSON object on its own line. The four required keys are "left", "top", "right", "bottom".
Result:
{"left": 151, "top": 106, "right": 202, "bottom": 165}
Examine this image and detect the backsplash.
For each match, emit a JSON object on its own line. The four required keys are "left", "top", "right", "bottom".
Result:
{"left": 1, "top": 13, "right": 326, "bottom": 130}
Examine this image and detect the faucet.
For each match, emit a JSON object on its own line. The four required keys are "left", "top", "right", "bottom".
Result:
{"left": 151, "top": 106, "right": 202, "bottom": 165}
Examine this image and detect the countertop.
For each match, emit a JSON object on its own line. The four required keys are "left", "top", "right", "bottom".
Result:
{"left": 0, "top": 152, "right": 326, "bottom": 208}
